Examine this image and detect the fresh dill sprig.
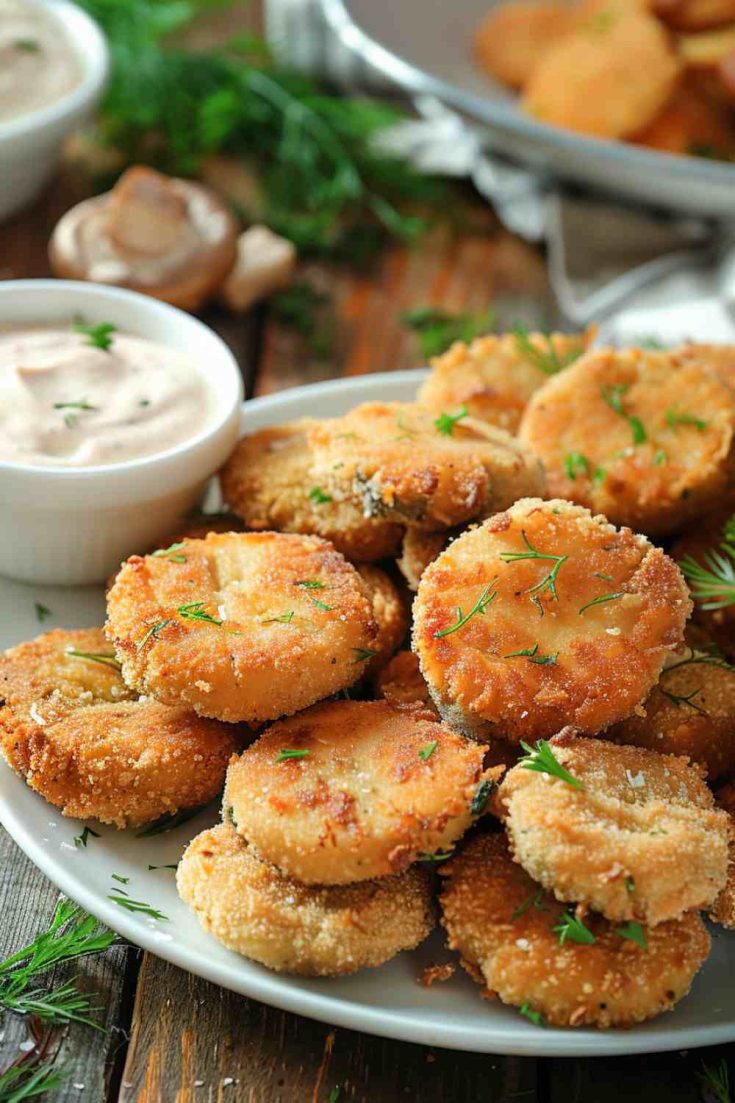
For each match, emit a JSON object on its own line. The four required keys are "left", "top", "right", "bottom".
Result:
{"left": 418, "top": 741, "right": 438, "bottom": 762}
{"left": 152, "top": 541, "right": 187, "bottom": 563}
{"left": 137, "top": 618, "right": 173, "bottom": 650}
{"left": 176, "top": 602, "right": 223, "bottom": 626}
{"left": 679, "top": 516, "right": 735, "bottom": 610}
{"left": 402, "top": 306, "right": 494, "bottom": 359}
{"left": 418, "top": 849, "right": 454, "bottom": 863}
{"left": 552, "top": 910, "right": 595, "bottom": 946}
{"left": 499, "top": 531, "right": 568, "bottom": 603}
{"left": 432, "top": 580, "right": 498, "bottom": 638}
{"left": 513, "top": 326, "right": 583, "bottom": 375}
{"left": 0, "top": 900, "right": 116, "bottom": 1029}
{"left": 518, "top": 740, "right": 584, "bottom": 790}
{"left": 511, "top": 888, "right": 548, "bottom": 921}
{"left": 107, "top": 889, "right": 168, "bottom": 921}
{"left": 434, "top": 405, "right": 468, "bottom": 437}
{"left": 601, "top": 383, "right": 646, "bottom": 444}
{"left": 664, "top": 647, "right": 734, "bottom": 676}
{"left": 276, "top": 748, "right": 310, "bottom": 762}
{"left": 261, "top": 610, "right": 295, "bottom": 625}
{"left": 578, "top": 591, "right": 625, "bottom": 616}
{"left": 667, "top": 409, "right": 708, "bottom": 432}
{"left": 73, "top": 319, "right": 116, "bottom": 351}
{"left": 660, "top": 686, "right": 705, "bottom": 714}
{"left": 73, "top": 826, "right": 100, "bottom": 848}
{"left": 65, "top": 648, "right": 122, "bottom": 671}
{"left": 135, "top": 806, "right": 206, "bottom": 837}
{"left": 697, "top": 1058, "right": 731, "bottom": 1103}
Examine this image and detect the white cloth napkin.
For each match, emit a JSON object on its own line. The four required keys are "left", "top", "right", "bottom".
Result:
{"left": 265, "top": 0, "right": 735, "bottom": 339}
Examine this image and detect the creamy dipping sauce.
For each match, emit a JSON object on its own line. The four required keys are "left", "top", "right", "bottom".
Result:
{"left": 0, "top": 325, "right": 218, "bottom": 467}
{"left": 0, "top": 0, "right": 82, "bottom": 124}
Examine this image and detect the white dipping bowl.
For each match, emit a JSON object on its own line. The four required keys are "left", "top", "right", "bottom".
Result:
{"left": 0, "top": 280, "right": 243, "bottom": 585}
{"left": 0, "top": 0, "right": 108, "bottom": 220}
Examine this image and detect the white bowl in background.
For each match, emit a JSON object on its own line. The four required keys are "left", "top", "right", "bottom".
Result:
{"left": 0, "top": 280, "right": 243, "bottom": 585}
{"left": 0, "top": 0, "right": 109, "bottom": 220}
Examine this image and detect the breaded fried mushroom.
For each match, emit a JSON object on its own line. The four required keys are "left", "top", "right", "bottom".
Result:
{"left": 106, "top": 532, "right": 378, "bottom": 724}
{"left": 219, "top": 421, "right": 404, "bottom": 562}
{"left": 474, "top": 1, "right": 579, "bottom": 90}
{"left": 397, "top": 529, "right": 453, "bottom": 592}
{"left": 223, "top": 699, "right": 492, "bottom": 884}
{"left": 417, "top": 330, "right": 593, "bottom": 434}
{"left": 710, "top": 781, "right": 735, "bottom": 929}
{"left": 519, "top": 346, "right": 735, "bottom": 535}
{"left": 522, "top": 11, "right": 680, "bottom": 138}
{"left": 177, "top": 823, "right": 434, "bottom": 975}
{"left": 0, "top": 629, "right": 238, "bottom": 827}
{"left": 496, "top": 732, "right": 730, "bottom": 925}
{"left": 307, "top": 402, "right": 545, "bottom": 531}
{"left": 440, "top": 833, "right": 710, "bottom": 1028}
{"left": 604, "top": 640, "right": 735, "bottom": 778}
{"left": 413, "top": 498, "right": 691, "bottom": 743}
{"left": 355, "top": 565, "right": 409, "bottom": 676}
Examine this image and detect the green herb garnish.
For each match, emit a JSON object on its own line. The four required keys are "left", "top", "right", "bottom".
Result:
{"left": 65, "top": 648, "right": 122, "bottom": 671}
{"left": 499, "top": 531, "right": 568, "bottom": 603}
{"left": 519, "top": 740, "right": 584, "bottom": 790}
{"left": 418, "top": 741, "right": 438, "bottom": 762}
{"left": 680, "top": 515, "right": 735, "bottom": 609}
{"left": 402, "top": 306, "right": 494, "bottom": 358}
{"left": 152, "top": 541, "right": 187, "bottom": 563}
{"left": 176, "top": 601, "right": 223, "bottom": 626}
{"left": 262, "top": 610, "right": 295, "bottom": 625}
{"left": 296, "top": 579, "right": 325, "bottom": 590}
{"left": 137, "top": 618, "right": 173, "bottom": 650}
{"left": 505, "top": 643, "right": 540, "bottom": 659}
{"left": 552, "top": 910, "right": 595, "bottom": 946}
{"left": 73, "top": 319, "right": 116, "bottom": 351}
{"left": 418, "top": 849, "right": 454, "bottom": 863}
{"left": 564, "top": 452, "right": 589, "bottom": 480}
{"left": 108, "top": 891, "right": 168, "bottom": 921}
{"left": 667, "top": 409, "right": 708, "bottom": 431}
{"left": 432, "top": 580, "right": 498, "bottom": 638}
{"left": 470, "top": 778, "right": 494, "bottom": 816}
{"left": 696, "top": 1059, "right": 730, "bottom": 1103}
{"left": 13, "top": 37, "right": 41, "bottom": 51}
{"left": 353, "top": 647, "right": 378, "bottom": 662}
{"left": 0, "top": 1055, "right": 70, "bottom": 1101}
{"left": 73, "top": 826, "right": 100, "bottom": 848}
{"left": 276, "top": 748, "right": 310, "bottom": 762}
{"left": 625, "top": 875, "right": 635, "bottom": 895}
{"left": 308, "top": 487, "right": 332, "bottom": 504}
{"left": 578, "top": 591, "right": 624, "bottom": 615}
{"left": 511, "top": 888, "right": 548, "bottom": 921}
{"left": 434, "top": 405, "right": 468, "bottom": 437}
{"left": 617, "top": 921, "right": 647, "bottom": 948}
{"left": 148, "top": 864, "right": 177, "bottom": 871}
{"left": 34, "top": 602, "right": 51, "bottom": 623}
{"left": 519, "top": 1003, "right": 546, "bottom": 1027}
{"left": 601, "top": 383, "right": 646, "bottom": 444}
{"left": 660, "top": 685, "right": 705, "bottom": 714}
{"left": 135, "top": 806, "right": 205, "bottom": 837}
{"left": 513, "top": 327, "right": 583, "bottom": 375}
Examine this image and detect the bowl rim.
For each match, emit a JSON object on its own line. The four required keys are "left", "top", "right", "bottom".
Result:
{"left": 0, "top": 279, "right": 244, "bottom": 480}
{"left": 0, "top": 0, "right": 109, "bottom": 144}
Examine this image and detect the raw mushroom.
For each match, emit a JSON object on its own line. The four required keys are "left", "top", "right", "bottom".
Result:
{"left": 48, "top": 165, "right": 239, "bottom": 312}
{"left": 220, "top": 226, "right": 297, "bottom": 313}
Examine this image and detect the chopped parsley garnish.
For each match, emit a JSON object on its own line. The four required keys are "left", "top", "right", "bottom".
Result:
{"left": 519, "top": 740, "right": 584, "bottom": 790}
{"left": 505, "top": 643, "right": 540, "bottom": 659}
{"left": 519, "top": 1003, "right": 546, "bottom": 1027}
{"left": 296, "top": 579, "right": 326, "bottom": 590}
{"left": 470, "top": 778, "right": 494, "bottom": 816}
{"left": 511, "top": 888, "right": 548, "bottom": 921}
{"left": 152, "top": 542, "right": 187, "bottom": 563}
{"left": 108, "top": 890, "right": 168, "bottom": 921}
{"left": 578, "top": 591, "right": 624, "bottom": 615}
{"left": 617, "top": 921, "right": 647, "bottom": 948}
{"left": 654, "top": 449, "right": 667, "bottom": 465}
{"left": 418, "top": 849, "right": 454, "bottom": 863}
{"left": 529, "top": 651, "right": 558, "bottom": 666}
{"left": 353, "top": 647, "right": 378, "bottom": 662}
{"left": 53, "top": 400, "right": 98, "bottom": 411}
{"left": 601, "top": 383, "right": 646, "bottom": 444}
{"left": 137, "top": 618, "right": 173, "bottom": 650}
{"left": 73, "top": 319, "right": 116, "bottom": 351}
{"left": 111, "top": 873, "right": 130, "bottom": 884}
{"left": 432, "top": 580, "right": 498, "bottom": 638}
{"left": 564, "top": 452, "right": 589, "bottom": 480}
{"left": 276, "top": 748, "right": 310, "bottom": 762}
{"left": 262, "top": 610, "right": 295, "bottom": 625}
{"left": 66, "top": 648, "right": 122, "bottom": 671}
{"left": 679, "top": 515, "right": 735, "bottom": 609}
{"left": 513, "top": 326, "right": 583, "bottom": 375}
{"left": 402, "top": 305, "right": 494, "bottom": 359}
{"left": 666, "top": 409, "right": 708, "bottom": 431}
{"left": 308, "top": 486, "right": 332, "bottom": 504}
{"left": 595, "top": 572, "right": 614, "bottom": 582}
{"left": 434, "top": 405, "right": 468, "bottom": 437}
{"left": 552, "top": 910, "right": 595, "bottom": 946}
{"left": 148, "top": 864, "right": 177, "bottom": 871}
{"left": 34, "top": 602, "right": 51, "bottom": 623}
{"left": 499, "top": 530, "right": 568, "bottom": 603}
{"left": 73, "top": 826, "right": 100, "bottom": 848}
{"left": 176, "top": 601, "right": 223, "bottom": 626}
{"left": 418, "top": 741, "right": 438, "bottom": 762}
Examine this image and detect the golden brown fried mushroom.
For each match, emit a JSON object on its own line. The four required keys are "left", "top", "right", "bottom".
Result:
{"left": 307, "top": 402, "right": 545, "bottom": 531}
{"left": 397, "top": 529, "right": 453, "bottom": 592}
{"left": 177, "top": 823, "right": 434, "bottom": 975}
{"left": 220, "top": 421, "right": 404, "bottom": 562}
{"left": 224, "top": 698, "right": 492, "bottom": 884}
{"left": 440, "top": 833, "right": 710, "bottom": 1028}
{"left": 519, "top": 346, "right": 735, "bottom": 535}
{"left": 106, "top": 532, "right": 378, "bottom": 724}
{"left": 0, "top": 629, "right": 238, "bottom": 827}
{"left": 49, "top": 166, "right": 238, "bottom": 312}
{"left": 711, "top": 781, "right": 735, "bottom": 929}
{"left": 413, "top": 498, "right": 690, "bottom": 743}
{"left": 496, "top": 732, "right": 730, "bottom": 924}
{"left": 417, "top": 330, "right": 593, "bottom": 434}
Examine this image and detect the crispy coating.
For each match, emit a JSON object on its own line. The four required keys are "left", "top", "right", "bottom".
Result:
{"left": 678, "top": 341, "right": 735, "bottom": 392}
{"left": 417, "top": 330, "right": 593, "bottom": 434}
{"left": 413, "top": 498, "right": 691, "bottom": 743}
{"left": 219, "top": 421, "right": 403, "bottom": 562}
{"left": 224, "top": 698, "right": 491, "bottom": 884}
{"left": 397, "top": 529, "right": 453, "bottom": 592}
{"left": 496, "top": 732, "right": 730, "bottom": 925}
{"left": 0, "top": 629, "right": 238, "bottom": 828}
{"left": 474, "top": 1, "right": 579, "bottom": 89}
{"left": 654, "top": 0, "right": 735, "bottom": 30}
{"left": 711, "top": 781, "right": 735, "bottom": 928}
{"left": 519, "top": 347, "right": 735, "bottom": 535}
{"left": 604, "top": 638, "right": 735, "bottom": 778}
{"left": 177, "top": 823, "right": 434, "bottom": 975}
{"left": 672, "top": 500, "right": 735, "bottom": 659}
{"left": 355, "top": 565, "right": 409, "bottom": 676}
{"left": 522, "top": 11, "right": 680, "bottom": 138}
{"left": 374, "top": 650, "right": 439, "bottom": 716}
{"left": 440, "top": 833, "right": 711, "bottom": 1028}
{"left": 307, "top": 402, "right": 545, "bottom": 531}
{"left": 106, "top": 532, "right": 378, "bottom": 724}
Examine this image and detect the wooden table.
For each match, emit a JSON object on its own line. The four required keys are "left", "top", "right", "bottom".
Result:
{"left": 1, "top": 169, "right": 733, "bottom": 1102}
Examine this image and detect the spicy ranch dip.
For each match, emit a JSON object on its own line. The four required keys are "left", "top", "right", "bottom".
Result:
{"left": 0, "top": 0, "right": 83, "bottom": 125}
{"left": 0, "top": 322, "right": 218, "bottom": 467}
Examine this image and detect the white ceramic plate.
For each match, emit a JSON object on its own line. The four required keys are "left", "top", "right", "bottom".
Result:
{"left": 321, "top": 0, "right": 735, "bottom": 218}
{"left": 2, "top": 370, "right": 735, "bottom": 1057}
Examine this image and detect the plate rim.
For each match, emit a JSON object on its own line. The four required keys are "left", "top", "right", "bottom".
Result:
{"left": 3, "top": 368, "right": 735, "bottom": 1058}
